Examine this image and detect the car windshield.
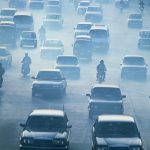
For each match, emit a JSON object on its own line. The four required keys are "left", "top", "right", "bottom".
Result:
{"left": 1, "top": 10, "right": 16, "bottom": 16}
{"left": 44, "top": 40, "right": 62, "bottom": 47}
{"left": 123, "top": 57, "right": 145, "bottom": 65}
{"left": 129, "top": 14, "right": 142, "bottom": 19}
{"left": 79, "top": 1, "right": 90, "bottom": 6}
{"left": 91, "top": 87, "right": 122, "bottom": 100}
{"left": 26, "top": 116, "right": 66, "bottom": 132}
{"left": 36, "top": 71, "right": 62, "bottom": 80}
{"left": 95, "top": 122, "right": 139, "bottom": 138}
{"left": 87, "top": 6, "right": 102, "bottom": 12}
{"left": 46, "top": 15, "right": 60, "bottom": 19}
{"left": 90, "top": 29, "right": 109, "bottom": 38}
{"left": 0, "top": 50, "right": 8, "bottom": 56}
{"left": 22, "top": 32, "right": 36, "bottom": 38}
{"left": 74, "top": 40, "right": 92, "bottom": 49}
{"left": 14, "top": 15, "right": 33, "bottom": 24}
{"left": 77, "top": 24, "right": 92, "bottom": 30}
{"left": 57, "top": 57, "right": 78, "bottom": 65}
{"left": 139, "top": 31, "right": 150, "bottom": 38}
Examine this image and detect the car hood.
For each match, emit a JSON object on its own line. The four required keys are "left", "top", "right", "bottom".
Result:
{"left": 22, "top": 130, "right": 66, "bottom": 139}
{"left": 96, "top": 137, "right": 141, "bottom": 146}
{"left": 33, "top": 80, "right": 63, "bottom": 85}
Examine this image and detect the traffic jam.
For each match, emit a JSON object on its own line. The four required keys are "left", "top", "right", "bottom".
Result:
{"left": 0, "top": 0, "right": 150, "bottom": 150}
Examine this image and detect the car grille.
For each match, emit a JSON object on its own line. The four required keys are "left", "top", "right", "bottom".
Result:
{"left": 109, "top": 147, "right": 129, "bottom": 150}
{"left": 34, "top": 139, "right": 53, "bottom": 147}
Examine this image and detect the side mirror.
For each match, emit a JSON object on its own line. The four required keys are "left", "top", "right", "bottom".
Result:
{"left": 32, "top": 76, "right": 36, "bottom": 79}
{"left": 67, "top": 124, "right": 72, "bottom": 128}
{"left": 20, "top": 123, "right": 25, "bottom": 128}
{"left": 86, "top": 93, "right": 90, "bottom": 97}
{"left": 122, "top": 95, "right": 126, "bottom": 99}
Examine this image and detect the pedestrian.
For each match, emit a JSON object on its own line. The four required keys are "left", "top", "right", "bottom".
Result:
{"left": 0, "top": 63, "right": 5, "bottom": 88}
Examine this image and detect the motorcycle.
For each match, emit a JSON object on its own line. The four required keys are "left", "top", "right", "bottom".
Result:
{"left": 21, "top": 62, "right": 30, "bottom": 77}
{"left": 97, "top": 71, "right": 105, "bottom": 83}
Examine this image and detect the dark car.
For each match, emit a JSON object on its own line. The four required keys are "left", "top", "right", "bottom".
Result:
{"left": 73, "top": 35, "right": 93, "bottom": 61}
{"left": 20, "top": 31, "right": 37, "bottom": 48}
{"left": 20, "top": 109, "right": 72, "bottom": 150}
{"left": 0, "top": 46, "right": 12, "bottom": 69}
{"left": 86, "top": 84, "right": 126, "bottom": 118}
{"left": 32, "top": 69, "right": 67, "bottom": 98}
{"left": 92, "top": 115, "right": 144, "bottom": 150}
{"left": 29, "top": 0, "right": 45, "bottom": 9}
{"left": 138, "top": 30, "right": 150, "bottom": 49}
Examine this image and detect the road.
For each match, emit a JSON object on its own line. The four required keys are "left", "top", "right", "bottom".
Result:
{"left": 0, "top": 0, "right": 150, "bottom": 150}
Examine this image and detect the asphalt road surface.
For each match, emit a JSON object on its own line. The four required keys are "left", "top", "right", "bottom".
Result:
{"left": 0, "top": 1, "right": 150, "bottom": 150}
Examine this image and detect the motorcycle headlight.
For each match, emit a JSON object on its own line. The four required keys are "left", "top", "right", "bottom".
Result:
{"left": 97, "top": 147, "right": 108, "bottom": 150}
{"left": 53, "top": 139, "right": 65, "bottom": 145}
{"left": 21, "top": 138, "right": 33, "bottom": 145}
{"left": 131, "top": 147, "right": 141, "bottom": 150}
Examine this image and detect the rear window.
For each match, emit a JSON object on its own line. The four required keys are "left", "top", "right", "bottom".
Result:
{"left": 90, "top": 29, "right": 109, "bottom": 38}
{"left": 14, "top": 15, "right": 33, "bottom": 24}
{"left": 57, "top": 57, "right": 78, "bottom": 65}
{"left": 123, "top": 57, "right": 145, "bottom": 65}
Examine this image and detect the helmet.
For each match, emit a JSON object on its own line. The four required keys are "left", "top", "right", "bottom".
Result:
{"left": 25, "top": 53, "right": 28, "bottom": 56}
{"left": 100, "top": 60, "right": 104, "bottom": 64}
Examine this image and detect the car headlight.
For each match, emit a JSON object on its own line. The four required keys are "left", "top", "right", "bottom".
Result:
{"left": 97, "top": 147, "right": 108, "bottom": 150}
{"left": 131, "top": 147, "right": 141, "bottom": 150}
{"left": 21, "top": 138, "right": 33, "bottom": 145}
{"left": 53, "top": 139, "right": 65, "bottom": 145}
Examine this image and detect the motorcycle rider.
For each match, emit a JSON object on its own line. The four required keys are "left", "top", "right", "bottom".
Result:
{"left": 21, "top": 53, "right": 32, "bottom": 76}
{"left": 96, "top": 60, "right": 107, "bottom": 81}
{"left": 0, "top": 63, "right": 5, "bottom": 88}
{"left": 38, "top": 25, "right": 46, "bottom": 45}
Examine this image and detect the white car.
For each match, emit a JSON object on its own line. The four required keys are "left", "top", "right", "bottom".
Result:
{"left": 127, "top": 13, "right": 143, "bottom": 28}
{"left": 55, "top": 55, "right": 80, "bottom": 79}
{"left": 43, "top": 13, "right": 63, "bottom": 29}
{"left": 121, "top": 55, "right": 147, "bottom": 80}
{"left": 77, "top": 1, "right": 90, "bottom": 15}
{"left": 40, "top": 39, "right": 64, "bottom": 59}
{"left": 85, "top": 5, "right": 103, "bottom": 23}
{"left": 74, "top": 22, "right": 92, "bottom": 38}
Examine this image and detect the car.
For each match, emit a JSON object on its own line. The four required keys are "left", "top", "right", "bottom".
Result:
{"left": 89, "top": 24, "right": 110, "bottom": 51}
{"left": 8, "top": 0, "right": 27, "bottom": 9}
{"left": 0, "top": 47, "right": 12, "bottom": 69}
{"left": 73, "top": 35, "right": 93, "bottom": 61}
{"left": 46, "top": 0, "right": 62, "bottom": 13}
{"left": 55, "top": 55, "right": 80, "bottom": 79}
{"left": 74, "top": 22, "right": 92, "bottom": 38}
{"left": 20, "top": 31, "right": 37, "bottom": 48}
{"left": 86, "top": 84, "right": 126, "bottom": 118}
{"left": 127, "top": 13, "right": 143, "bottom": 28}
{"left": 115, "top": 0, "right": 129, "bottom": 8}
{"left": 43, "top": 13, "right": 63, "bottom": 29}
{"left": 40, "top": 39, "right": 64, "bottom": 59}
{"left": 77, "top": 1, "right": 90, "bottom": 15}
{"left": 0, "top": 8, "right": 16, "bottom": 22}
{"left": 32, "top": 69, "right": 67, "bottom": 97}
{"left": 85, "top": 5, "right": 103, "bottom": 23}
{"left": 138, "top": 30, "right": 150, "bottom": 49}
{"left": 19, "top": 109, "right": 72, "bottom": 150}
{"left": 92, "top": 115, "right": 144, "bottom": 150}
{"left": 29, "top": 0, "right": 45, "bottom": 9}
{"left": 13, "top": 11, "right": 34, "bottom": 34}
{"left": 120, "top": 55, "right": 147, "bottom": 80}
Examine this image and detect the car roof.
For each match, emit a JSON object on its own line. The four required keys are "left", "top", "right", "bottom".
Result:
{"left": 90, "top": 24, "right": 108, "bottom": 30}
{"left": 77, "top": 22, "right": 92, "bottom": 25}
{"left": 97, "top": 115, "right": 135, "bottom": 123}
{"left": 30, "top": 109, "right": 65, "bottom": 117}
{"left": 123, "top": 55, "right": 144, "bottom": 58}
{"left": 14, "top": 11, "right": 32, "bottom": 16}
{"left": 93, "top": 84, "right": 120, "bottom": 89}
